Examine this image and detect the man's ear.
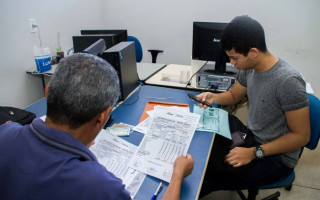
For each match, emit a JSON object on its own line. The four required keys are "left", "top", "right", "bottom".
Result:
{"left": 248, "top": 48, "right": 259, "bottom": 58}
{"left": 44, "top": 82, "right": 50, "bottom": 99}
{"left": 97, "top": 106, "right": 112, "bottom": 128}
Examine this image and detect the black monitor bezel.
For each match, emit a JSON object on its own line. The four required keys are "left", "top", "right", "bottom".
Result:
{"left": 80, "top": 29, "right": 128, "bottom": 43}
{"left": 192, "top": 22, "right": 230, "bottom": 74}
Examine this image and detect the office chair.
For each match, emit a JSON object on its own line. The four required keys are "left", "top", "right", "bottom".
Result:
{"left": 236, "top": 94, "right": 320, "bottom": 200}
{"left": 127, "top": 36, "right": 163, "bottom": 63}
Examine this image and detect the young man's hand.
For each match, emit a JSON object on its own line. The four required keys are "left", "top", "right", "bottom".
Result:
{"left": 225, "top": 147, "right": 255, "bottom": 167}
{"left": 196, "top": 92, "right": 215, "bottom": 109}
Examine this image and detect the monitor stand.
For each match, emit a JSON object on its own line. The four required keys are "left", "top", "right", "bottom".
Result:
{"left": 203, "top": 63, "right": 237, "bottom": 76}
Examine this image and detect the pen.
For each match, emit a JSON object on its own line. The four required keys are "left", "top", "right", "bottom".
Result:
{"left": 151, "top": 182, "right": 163, "bottom": 200}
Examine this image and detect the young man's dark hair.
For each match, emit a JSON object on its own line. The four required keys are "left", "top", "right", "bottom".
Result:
{"left": 221, "top": 15, "right": 267, "bottom": 56}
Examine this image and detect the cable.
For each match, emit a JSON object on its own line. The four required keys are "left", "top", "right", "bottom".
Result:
{"left": 226, "top": 79, "right": 235, "bottom": 91}
{"left": 33, "top": 24, "right": 43, "bottom": 47}
{"left": 185, "top": 61, "right": 208, "bottom": 89}
{"left": 223, "top": 95, "right": 248, "bottom": 114}
{"left": 67, "top": 47, "right": 74, "bottom": 55}
{"left": 226, "top": 70, "right": 240, "bottom": 91}
{"left": 120, "top": 82, "right": 143, "bottom": 106}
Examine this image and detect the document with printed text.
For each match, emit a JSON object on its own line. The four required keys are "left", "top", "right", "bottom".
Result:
{"left": 129, "top": 106, "right": 200, "bottom": 182}
{"left": 133, "top": 106, "right": 190, "bottom": 135}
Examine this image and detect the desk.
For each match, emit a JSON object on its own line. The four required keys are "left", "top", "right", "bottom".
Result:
{"left": 144, "top": 64, "right": 200, "bottom": 90}
{"left": 25, "top": 85, "right": 215, "bottom": 200}
{"left": 136, "top": 63, "right": 166, "bottom": 82}
{"left": 26, "top": 65, "right": 58, "bottom": 89}
{"left": 26, "top": 63, "right": 166, "bottom": 90}
{"left": 145, "top": 63, "right": 238, "bottom": 92}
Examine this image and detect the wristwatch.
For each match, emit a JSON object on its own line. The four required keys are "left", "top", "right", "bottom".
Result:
{"left": 254, "top": 146, "right": 265, "bottom": 159}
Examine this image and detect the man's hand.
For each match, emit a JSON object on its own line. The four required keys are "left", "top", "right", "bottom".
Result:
{"left": 162, "top": 154, "right": 194, "bottom": 200}
{"left": 196, "top": 92, "right": 215, "bottom": 109}
{"left": 224, "top": 147, "right": 255, "bottom": 167}
{"left": 173, "top": 154, "right": 194, "bottom": 179}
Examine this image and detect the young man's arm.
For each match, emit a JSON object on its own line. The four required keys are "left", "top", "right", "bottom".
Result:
{"left": 196, "top": 81, "right": 247, "bottom": 107}
{"left": 162, "top": 154, "right": 194, "bottom": 200}
{"left": 225, "top": 106, "right": 311, "bottom": 167}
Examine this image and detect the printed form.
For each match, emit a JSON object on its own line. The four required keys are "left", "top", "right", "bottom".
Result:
{"left": 133, "top": 106, "right": 190, "bottom": 135}
{"left": 90, "top": 129, "right": 146, "bottom": 199}
{"left": 129, "top": 106, "right": 200, "bottom": 182}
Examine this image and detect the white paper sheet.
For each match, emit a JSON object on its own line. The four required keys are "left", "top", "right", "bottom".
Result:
{"left": 133, "top": 116, "right": 152, "bottom": 135}
{"left": 129, "top": 106, "right": 200, "bottom": 182}
{"left": 133, "top": 106, "right": 190, "bottom": 135}
{"left": 90, "top": 129, "right": 146, "bottom": 198}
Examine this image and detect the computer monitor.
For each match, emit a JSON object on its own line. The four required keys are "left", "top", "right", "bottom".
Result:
{"left": 192, "top": 22, "right": 231, "bottom": 74}
{"left": 73, "top": 34, "right": 117, "bottom": 53}
{"left": 80, "top": 30, "right": 128, "bottom": 43}
{"left": 83, "top": 39, "right": 106, "bottom": 56}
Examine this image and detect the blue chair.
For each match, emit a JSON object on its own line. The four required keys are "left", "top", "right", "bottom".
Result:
{"left": 237, "top": 94, "right": 320, "bottom": 200}
{"left": 127, "top": 36, "right": 163, "bottom": 63}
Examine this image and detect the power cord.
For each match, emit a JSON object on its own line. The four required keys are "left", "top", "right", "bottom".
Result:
{"left": 32, "top": 24, "right": 43, "bottom": 47}
{"left": 222, "top": 95, "right": 248, "bottom": 114}
{"left": 120, "top": 81, "right": 144, "bottom": 106}
{"left": 185, "top": 61, "right": 208, "bottom": 89}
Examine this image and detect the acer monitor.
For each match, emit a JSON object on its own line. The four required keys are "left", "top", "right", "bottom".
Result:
{"left": 192, "top": 22, "right": 232, "bottom": 75}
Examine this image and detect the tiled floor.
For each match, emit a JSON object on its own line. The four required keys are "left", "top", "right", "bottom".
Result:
{"left": 200, "top": 103, "right": 320, "bottom": 199}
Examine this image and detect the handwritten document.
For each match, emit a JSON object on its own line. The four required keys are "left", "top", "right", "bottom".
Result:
{"left": 193, "top": 104, "right": 231, "bottom": 139}
{"left": 90, "top": 129, "right": 146, "bottom": 198}
{"left": 129, "top": 106, "right": 200, "bottom": 182}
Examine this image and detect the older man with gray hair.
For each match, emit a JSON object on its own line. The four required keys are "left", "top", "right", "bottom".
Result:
{"left": 0, "top": 53, "right": 194, "bottom": 200}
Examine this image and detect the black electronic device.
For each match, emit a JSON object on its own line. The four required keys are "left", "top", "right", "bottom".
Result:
{"left": 100, "top": 42, "right": 138, "bottom": 101}
{"left": 192, "top": 22, "right": 231, "bottom": 74}
{"left": 72, "top": 34, "right": 117, "bottom": 53}
{"left": 187, "top": 93, "right": 212, "bottom": 108}
{"left": 82, "top": 39, "right": 106, "bottom": 56}
{"left": 81, "top": 29, "right": 128, "bottom": 43}
{"left": 192, "top": 22, "right": 238, "bottom": 90}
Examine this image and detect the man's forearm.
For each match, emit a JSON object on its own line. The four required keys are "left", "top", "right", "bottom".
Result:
{"left": 212, "top": 82, "right": 247, "bottom": 106}
{"left": 212, "top": 91, "right": 239, "bottom": 106}
{"left": 162, "top": 175, "right": 183, "bottom": 200}
{"left": 261, "top": 106, "right": 311, "bottom": 156}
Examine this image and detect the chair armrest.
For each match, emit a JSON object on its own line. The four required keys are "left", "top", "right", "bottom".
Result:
{"left": 148, "top": 50, "right": 163, "bottom": 63}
